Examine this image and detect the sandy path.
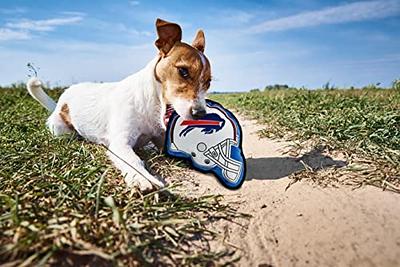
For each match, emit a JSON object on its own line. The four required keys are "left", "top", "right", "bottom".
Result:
{"left": 183, "top": 117, "right": 400, "bottom": 267}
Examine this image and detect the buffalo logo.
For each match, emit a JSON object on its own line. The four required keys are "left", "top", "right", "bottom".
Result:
{"left": 179, "top": 113, "right": 225, "bottom": 137}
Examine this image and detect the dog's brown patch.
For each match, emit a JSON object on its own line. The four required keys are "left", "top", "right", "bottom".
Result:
{"left": 154, "top": 19, "right": 212, "bottom": 106}
{"left": 60, "top": 103, "right": 74, "bottom": 130}
{"left": 192, "top": 30, "right": 205, "bottom": 53}
{"left": 155, "top": 18, "right": 182, "bottom": 56}
{"left": 155, "top": 42, "right": 211, "bottom": 103}
{"left": 154, "top": 18, "right": 212, "bottom": 119}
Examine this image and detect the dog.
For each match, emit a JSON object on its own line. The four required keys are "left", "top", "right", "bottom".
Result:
{"left": 26, "top": 18, "right": 212, "bottom": 192}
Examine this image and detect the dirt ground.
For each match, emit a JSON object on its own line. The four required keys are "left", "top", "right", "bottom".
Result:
{"left": 182, "top": 117, "right": 400, "bottom": 267}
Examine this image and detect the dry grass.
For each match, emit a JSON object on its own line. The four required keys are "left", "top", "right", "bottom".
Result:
{"left": 211, "top": 88, "right": 400, "bottom": 193}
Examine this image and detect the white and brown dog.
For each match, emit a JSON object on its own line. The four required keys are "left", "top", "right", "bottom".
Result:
{"left": 26, "top": 18, "right": 212, "bottom": 191}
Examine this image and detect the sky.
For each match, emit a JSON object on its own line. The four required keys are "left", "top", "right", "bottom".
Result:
{"left": 0, "top": 0, "right": 399, "bottom": 91}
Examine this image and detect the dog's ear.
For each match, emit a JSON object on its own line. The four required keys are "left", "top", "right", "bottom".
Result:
{"left": 155, "top": 18, "right": 182, "bottom": 56}
{"left": 192, "top": 30, "right": 205, "bottom": 53}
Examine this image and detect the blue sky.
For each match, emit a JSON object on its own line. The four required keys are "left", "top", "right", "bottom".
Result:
{"left": 0, "top": 0, "right": 399, "bottom": 91}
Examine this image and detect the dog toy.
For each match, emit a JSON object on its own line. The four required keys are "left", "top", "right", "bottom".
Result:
{"left": 165, "top": 99, "right": 246, "bottom": 189}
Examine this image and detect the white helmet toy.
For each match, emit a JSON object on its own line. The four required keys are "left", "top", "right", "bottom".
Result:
{"left": 165, "top": 99, "right": 246, "bottom": 189}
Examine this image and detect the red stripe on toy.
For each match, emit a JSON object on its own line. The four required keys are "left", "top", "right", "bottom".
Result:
{"left": 180, "top": 120, "right": 221, "bottom": 126}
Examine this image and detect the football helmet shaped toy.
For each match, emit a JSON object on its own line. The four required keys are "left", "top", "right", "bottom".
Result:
{"left": 165, "top": 99, "right": 246, "bottom": 189}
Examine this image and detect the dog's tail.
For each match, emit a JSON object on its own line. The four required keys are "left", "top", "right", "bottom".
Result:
{"left": 26, "top": 77, "right": 57, "bottom": 112}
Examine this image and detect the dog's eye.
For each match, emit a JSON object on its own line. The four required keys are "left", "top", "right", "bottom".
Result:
{"left": 205, "top": 79, "right": 211, "bottom": 88}
{"left": 178, "top": 67, "right": 190, "bottom": 79}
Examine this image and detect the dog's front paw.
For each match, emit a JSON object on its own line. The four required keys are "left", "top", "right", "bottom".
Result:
{"left": 148, "top": 175, "right": 166, "bottom": 189}
{"left": 125, "top": 174, "right": 166, "bottom": 193}
{"left": 135, "top": 177, "right": 155, "bottom": 192}
{"left": 125, "top": 175, "right": 153, "bottom": 192}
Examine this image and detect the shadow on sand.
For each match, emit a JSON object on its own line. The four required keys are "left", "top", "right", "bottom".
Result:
{"left": 246, "top": 148, "right": 346, "bottom": 180}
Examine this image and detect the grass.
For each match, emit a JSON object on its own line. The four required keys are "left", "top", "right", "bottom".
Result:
{"left": 0, "top": 88, "right": 249, "bottom": 266}
{"left": 2, "top": 83, "right": 399, "bottom": 265}
{"left": 211, "top": 88, "right": 400, "bottom": 192}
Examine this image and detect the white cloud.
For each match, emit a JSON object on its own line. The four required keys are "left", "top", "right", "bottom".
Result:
{"left": 7, "top": 16, "right": 84, "bottom": 32}
{"left": 216, "top": 10, "right": 255, "bottom": 25}
{"left": 0, "top": 15, "right": 85, "bottom": 42}
{"left": 129, "top": 1, "right": 140, "bottom": 6}
{"left": 109, "top": 21, "right": 152, "bottom": 37}
{"left": 82, "top": 18, "right": 153, "bottom": 38}
{"left": 61, "top": 11, "right": 86, "bottom": 17}
{"left": 249, "top": 0, "right": 400, "bottom": 33}
{"left": 0, "top": 28, "right": 30, "bottom": 41}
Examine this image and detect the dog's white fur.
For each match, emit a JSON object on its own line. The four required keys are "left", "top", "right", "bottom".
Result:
{"left": 27, "top": 57, "right": 167, "bottom": 191}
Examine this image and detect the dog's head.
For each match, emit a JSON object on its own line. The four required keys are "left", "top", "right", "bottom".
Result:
{"left": 155, "top": 18, "right": 211, "bottom": 120}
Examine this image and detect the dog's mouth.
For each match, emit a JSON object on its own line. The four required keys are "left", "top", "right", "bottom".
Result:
{"left": 163, "top": 104, "right": 174, "bottom": 126}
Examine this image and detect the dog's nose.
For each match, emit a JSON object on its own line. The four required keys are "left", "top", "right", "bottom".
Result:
{"left": 191, "top": 108, "right": 206, "bottom": 119}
